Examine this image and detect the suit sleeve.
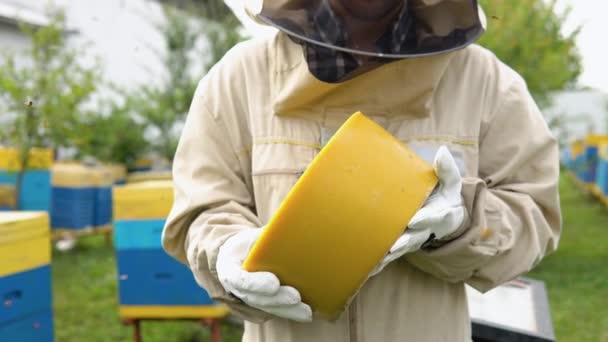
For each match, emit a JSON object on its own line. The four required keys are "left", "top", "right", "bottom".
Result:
{"left": 405, "top": 76, "right": 562, "bottom": 292}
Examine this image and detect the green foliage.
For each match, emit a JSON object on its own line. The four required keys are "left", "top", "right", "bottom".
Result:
{"left": 74, "top": 101, "right": 148, "bottom": 170}
{"left": 0, "top": 8, "right": 101, "bottom": 205}
{"left": 527, "top": 176, "right": 608, "bottom": 340}
{"left": 128, "top": 1, "right": 243, "bottom": 161}
{"left": 52, "top": 235, "right": 245, "bottom": 341}
{"left": 0, "top": 9, "right": 100, "bottom": 152}
{"left": 478, "top": 0, "right": 582, "bottom": 106}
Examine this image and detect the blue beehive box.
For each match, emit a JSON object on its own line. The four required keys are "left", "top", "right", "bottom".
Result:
{"left": 597, "top": 145, "right": 608, "bottom": 196}
{"left": 0, "top": 171, "right": 52, "bottom": 211}
{"left": 51, "top": 164, "right": 96, "bottom": 231}
{"left": 568, "top": 140, "right": 585, "bottom": 180}
{"left": 91, "top": 167, "right": 114, "bottom": 229}
{"left": 115, "top": 223, "right": 214, "bottom": 306}
{"left": 113, "top": 181, "right": 228, "bottom": 320}
{"left": 0, "top": 148, "right": 53, "bottom": 211}
{"left": 0, "top": 212, "right": 53, "bottom": 342}
{"left": 581, "top": 135, "right": 608, "bottom": 185}
{"left": 0, "top": 310, "right": 54, "bottom": 342}
{"left": 582, "top": 144, "right": 598, "bottom": 184}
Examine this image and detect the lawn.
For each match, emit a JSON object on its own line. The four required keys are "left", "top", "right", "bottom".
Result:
{"left": 52, "top": 236, "right": 243, "bottom": 342}
{"left": 52, "top": 175, "right": 608, "bottom": 341}
{"left": 527, "top": 175, "right": 608, "bottom": 341}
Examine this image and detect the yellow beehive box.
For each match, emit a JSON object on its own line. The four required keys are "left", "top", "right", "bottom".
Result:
{"left": 0, "top": 147, "right": 53, "bottom": 171}
{"left": 127, "top": 170, "right": 172, "bottom": 184}
{"left": 113, "top": 180, "right": 174, "bottom": 220}
{"left": 90, "top": 166, "right": 114, "bottom": 187}
{"left": 51, "top": 163, "right": 96, "bottom": 188}
{"left": 119, "top": 306, "right": 229, "bottom": 320}
{"left": 0, "top": 185, "right": 16, "bottom": 209}
{"left": 0, "top": 212, "right": 51, "bottom": 277}
{"left": 570, "top": 140, "right": 584, "bottom": 159}
{"left": 585, "top": 134, "right": 608, "bottom": 147}
{"left": 134, "top": 158, "right": 153, "bottom": 169}
{"left": 106, "top": 163, "right": 127, "bottom": 184}
{"left": 600, "top": 144, "right": 608, "bottom": 160}
{"left": 243, "top": 112, "right": 438, "bottom": 320}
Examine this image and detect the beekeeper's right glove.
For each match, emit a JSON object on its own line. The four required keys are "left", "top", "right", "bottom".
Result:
{"left": 216, "top": 228, "right": 313, "bottom": 322}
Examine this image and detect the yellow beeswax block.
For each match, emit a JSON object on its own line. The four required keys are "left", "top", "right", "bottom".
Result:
{"left": 243, "top": 112, "right": 438, "bottom": 320}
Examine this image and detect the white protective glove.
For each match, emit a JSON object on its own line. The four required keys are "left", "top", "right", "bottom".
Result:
{"left": 216, "top": 229, "right": 313, "bottom": 322}
{"left": 371, "top": 146, "right": 467, "bottom": 277}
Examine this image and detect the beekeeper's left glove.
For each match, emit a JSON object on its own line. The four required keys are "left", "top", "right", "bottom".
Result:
{"left": 371, "top": 146, "right": 467, "bottom": 276}
{"left": 216, "top": 228, "right": 313, "bottom": 322}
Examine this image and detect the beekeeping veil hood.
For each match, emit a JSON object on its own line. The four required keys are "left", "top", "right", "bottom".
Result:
{"left": 245, "top": 0, "right": 486, "bottom": 58}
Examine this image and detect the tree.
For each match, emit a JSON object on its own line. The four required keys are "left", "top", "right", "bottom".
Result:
{"left": 74, "top": 100, "right": 149, "bottom": 170}
{"left": 129, "top": 1, "right": 242, "bottom": 162}
{"left": 478, "top": 0, "right": 582, "bottom": 107}
{"left": 0, "top": 9, "right": 101, "bottom": 207}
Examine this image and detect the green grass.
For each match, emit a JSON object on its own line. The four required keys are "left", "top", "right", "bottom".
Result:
{"left": 52, "top": 175, "right": 607, "bottom": 341}
{"left": 527, "top": 175, "right": 608, "bottom": 341}
{"left": 52, "top": 236, "right": 243, "bottom": 342}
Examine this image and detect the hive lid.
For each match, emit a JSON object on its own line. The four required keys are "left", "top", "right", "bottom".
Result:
{"left": 90, "top": 166, "right": 114, "bottom": 187}
{"left": 51, "top": 163, "right": 96, "bottom": 187}
{"left": 0, "top": 147, "right": 53, "bottom": 171}
{"left": 127, "top": 171, "right": 172, "bottom": 184}
{"left": 243, "top": 112, "right": 438, "bottom": 320}
{"left": 113, "top": 181, "right": 174, "bottom": 220}
{"left": 106, "top": 163, "right": 128, "bottom": 182}
{"left": 585, "top": 134, "right": 608, "bottom": 147}
{"left": 0, "top": 212, "right": 49, "bottom": 245}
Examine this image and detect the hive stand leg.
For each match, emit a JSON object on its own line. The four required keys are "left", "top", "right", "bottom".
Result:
{"left": 133, "top": 319, "right": 142, "bottom": 342}
{"left": 104, "top": 231, "right": 112, "bottom": 246}
{"left": 201, "top": 319, "right": 221, "bottom": 342}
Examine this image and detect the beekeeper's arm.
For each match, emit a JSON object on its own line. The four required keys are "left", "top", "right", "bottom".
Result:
{"left": 404, "top": 76, "right": 562, "bottom": 292}
{"left": 162, "top": 77, "right": 310, "bottom": 323}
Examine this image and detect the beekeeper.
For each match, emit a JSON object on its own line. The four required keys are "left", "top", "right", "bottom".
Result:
{"left": 162, "top": 0, "right": 562, "bottom": 340}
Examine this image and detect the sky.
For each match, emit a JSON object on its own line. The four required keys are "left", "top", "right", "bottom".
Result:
{"left": 225, "top": 0, "right": 608, "bottom": 93}
{"left": 6, "top": 0, "right": 606, "bottom": 93}
{"left": 556, "top": 0, "right": 608, "bottom": 93}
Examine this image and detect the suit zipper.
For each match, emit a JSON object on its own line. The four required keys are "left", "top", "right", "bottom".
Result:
{"left": 349, "top": 297, "right": 358, "bottom": 342}
{"left": 251, "top": 169, "right": 305, "bottom": 177}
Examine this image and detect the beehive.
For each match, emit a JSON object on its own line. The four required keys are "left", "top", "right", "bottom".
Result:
{"left": 50, "top": 163, "right": 96, "bottom": 230}
{"left": 0, "top": 212, "right": 53, "bottom": 341}
{"left": 91, "top": 166, "right": 114, "bottom": 229}
{"left": 580, "top": 135, "right": 608, "bottom": 184}
{"left": 133, "top": 158, "right": 153, "bottom": 172}
{"left": 106, "top": 163, "right": 127, "bottom": 185}
{"left": 0, "top": 185, "right": 15, "bottom": 210}
{"left": 0, "top": 147, "right": 53, "bottom": 171}
{"left": 597, "top": 144, "right": 608, "bottom": 198}
{"left": 0, "top": 148, "right": 53, "bottom": 211}
{"left": 126, "top": 170, "right": 172, "bottom": 184}
{"left": 113, "top": 181, "right": 228, "bottom": 319}
{"left": 243, "top": 112, "right": 438, "bottom": 320}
